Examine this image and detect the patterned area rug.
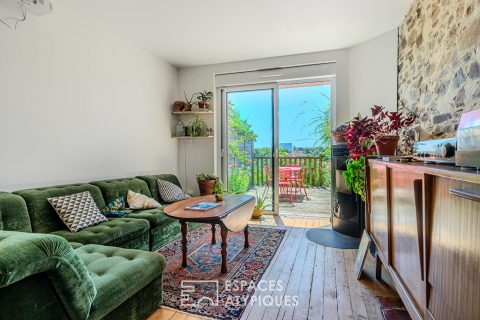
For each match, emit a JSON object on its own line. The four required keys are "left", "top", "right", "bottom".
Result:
{"left": 158, "top": 224, "right": 286, "bottom": 320}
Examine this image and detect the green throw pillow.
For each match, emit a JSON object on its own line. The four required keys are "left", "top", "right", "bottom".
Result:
{"left": 101, "top": 196, "right": 132, "bottom": 218}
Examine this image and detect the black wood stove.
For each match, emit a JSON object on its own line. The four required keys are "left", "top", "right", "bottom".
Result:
{"left": 330, "top": 143, "right": 365, "bottom": 238}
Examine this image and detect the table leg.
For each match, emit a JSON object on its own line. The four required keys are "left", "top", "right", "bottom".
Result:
{"left": 220, "top": 226, "right": 228, "bottom": 273}
{"left": 211, "top": 223, "right": 216, "bottom": 245}
{"left": 181, "top": 221, "right": 188, "bottom": 268}
{"left": 244, "top": 225, "right": 250, "bottom": 248}
{"left": 375, "top": 253, "right": 382, "bottom": 280}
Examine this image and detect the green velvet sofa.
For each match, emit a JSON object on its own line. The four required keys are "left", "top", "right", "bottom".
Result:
{"left": 0, "top": 192, "right": 166, "bottom": 320}
{"left": 91, "top": 175, "right": 202, "bottom": 251}
{"left": 14, "top": 184, "right": 150, "bottom": 250}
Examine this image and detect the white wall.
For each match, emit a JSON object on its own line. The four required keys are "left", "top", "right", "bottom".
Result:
{"left": 349, "top": 29, "right": 398, "bottom": 116}
{"left": 177, "top": 50, "right": 349, "bottom": 194}
{"left": 0, "top": 1, "right": 178, "bottom": 191}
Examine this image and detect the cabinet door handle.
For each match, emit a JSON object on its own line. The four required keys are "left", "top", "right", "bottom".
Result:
{"left": 449, "top": 189, "right": 480, "bottom": 202}
{"left": 413, "top": 179, "right": 424, "bottom": 281}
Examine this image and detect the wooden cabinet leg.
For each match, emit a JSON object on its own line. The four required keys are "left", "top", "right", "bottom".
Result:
{"left": 181, "top": 221, "right": 188, "bottom": 268}
{"left": 221, "top": 226, "right": 228, "bottom": 274}
{"left": 375, "top": 253, "right": 382, "bottom": 280}
{"left": 211, "top": 223, "right": 216, "bottom": 245}
{"left": 244, "top": 225, "right": 250, "bottom": 248}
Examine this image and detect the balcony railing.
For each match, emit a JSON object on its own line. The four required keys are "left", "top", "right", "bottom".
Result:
{"left": 252, "top": 156, "right": 329, "bottom": 188}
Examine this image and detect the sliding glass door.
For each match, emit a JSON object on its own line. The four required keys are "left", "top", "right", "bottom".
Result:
{"left": 221, "top": 84, "right": 279, "bottom": 213}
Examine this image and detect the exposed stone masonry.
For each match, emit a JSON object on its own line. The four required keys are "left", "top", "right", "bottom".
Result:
{"left": 398, "top": 0, "right": 480, "bottom": 140}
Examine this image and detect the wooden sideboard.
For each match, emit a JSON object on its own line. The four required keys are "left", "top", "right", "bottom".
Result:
{"left": 366, "top": 159, "right": 480, "bottom": 320}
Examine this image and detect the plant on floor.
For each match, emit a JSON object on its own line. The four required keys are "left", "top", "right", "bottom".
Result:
{"left": 253, "top": 189, "right": 269, "bottom": 219}
{"left": 195, "top": 90, "right": 213, "bottom": 109}
{"left": 187, "top": 116, "right": 208, "bottom": 137}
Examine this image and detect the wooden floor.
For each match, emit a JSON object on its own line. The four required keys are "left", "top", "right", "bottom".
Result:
{"left": 149, "top": 218, "right": 399, "bottom": 320}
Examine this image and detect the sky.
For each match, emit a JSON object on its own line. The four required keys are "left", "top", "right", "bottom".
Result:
{"left": 227, "top": 84, "right": 331, "bottom": 149}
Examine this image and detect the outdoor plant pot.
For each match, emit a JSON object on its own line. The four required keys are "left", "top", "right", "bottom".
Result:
{"left": 332, "top": 131, "right": 346, "bottom": 143}
{"left": 198, "top": 179, "right": 216, "bottom": 195}
{"left": 375, "top": 135, "right": 400, "bottom": 156}
{"left": 215, "top": 194, "right": 225, "bottom": 201}
{"left": 252, "top": 209, "right": 264, "bottom": 219}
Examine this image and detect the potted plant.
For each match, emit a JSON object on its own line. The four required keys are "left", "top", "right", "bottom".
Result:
{"left": 183, "top": 92, "right": 195, "bottom": 111}
{"left": 252, "top": 189, "right": 269, "bottom": 219}
{"left": 187, "top": 117, "right": 208, "bottom": 137}
{"left": 213, "top": 179, "right": 226, "bottom": 201}
{"left": 369, "top": 105, "right": 415, "bottom": 156}
{"left": 195, "top": 90, "right": 213, "bottom": 110}
{"left": 332, "top": 123, "right": 348, "bottom": 143}
{"left": 197, "top": 173, "right": 218, "bottom": 195}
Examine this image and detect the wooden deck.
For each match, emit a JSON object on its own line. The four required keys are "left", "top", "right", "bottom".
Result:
{"left": 149, "top": 217, "right": 401, "bottom": 320}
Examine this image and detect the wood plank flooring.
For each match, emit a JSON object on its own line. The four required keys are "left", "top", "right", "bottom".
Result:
{"left": 149, "top": 219, "right": 399, "bottom": 320}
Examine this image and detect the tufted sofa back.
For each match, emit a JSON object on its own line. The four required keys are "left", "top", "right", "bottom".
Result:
{"left": 14, "top": 184, "right": 106, "bottom": 234}
{"left": 0, "top": 192, "right": 32, "bottom": 233}
{"left": 90, "top": 178, "right": 152, "bottom": 205}
{"left": 136, "top": 174, "right": 183, "bottom": 204}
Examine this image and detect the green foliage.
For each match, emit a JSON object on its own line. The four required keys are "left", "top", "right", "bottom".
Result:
{"left": 296, "top": 93, "right": 331, "bottom": 152}
{"left": 253, "top": 147, "right": 288, "bottom": 157}
{"left": 213, "top": 179, "right": 225, "bottom": 194}
{"left": 254, "top": 189, "right": 270, "bottom": 210}
{"left": 187, "top": 117, "right": 208, "bottom": 137}
{"left": 228, "top": 167, "right": 251, "bottom": 194}
{"left": 196, "top": 90, "right": 213, "bottom": 102}
{"left": 343, "top": 157, "right": 365, "bottom": 200}
{"left": 184, "top": 91, "right": 194, "bottom": 104}
{"left": 196, "top": 173, "right": 217, "bottom": 182}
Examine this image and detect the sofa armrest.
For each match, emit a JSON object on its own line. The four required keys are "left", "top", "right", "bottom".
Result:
{"left": 0, "top": 231, "right": 96, "bottom": 320}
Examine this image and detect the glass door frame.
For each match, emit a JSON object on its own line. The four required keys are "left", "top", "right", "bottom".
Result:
{"left": 220, "top": 83, "right": 280, "bottom": 215}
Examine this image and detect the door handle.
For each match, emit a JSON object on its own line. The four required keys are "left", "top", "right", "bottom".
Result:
{"left": 413, "top": 179, "right": 424, "bottom": 281}
{"left": 449, "top": 188, "right": 480, "bottom": 202}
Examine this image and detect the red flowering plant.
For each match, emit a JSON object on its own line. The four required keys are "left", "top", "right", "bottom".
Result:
{"left": 343, "top": 106, "right": 415, "bottom": 200}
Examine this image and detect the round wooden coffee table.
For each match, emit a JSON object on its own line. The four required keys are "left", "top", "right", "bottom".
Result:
{"left": 164, "top": 194, "right": 255, "bottom": 273}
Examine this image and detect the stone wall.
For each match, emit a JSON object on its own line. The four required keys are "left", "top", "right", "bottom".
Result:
{"left": 398, "top": 0, "right": 480, "bottom": 140}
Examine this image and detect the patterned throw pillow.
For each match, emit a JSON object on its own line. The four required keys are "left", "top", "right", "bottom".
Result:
{"left": 101, "top": 196, "right": 132, "bottom": 218}
{"left": 126, "top": 190, "right": 161, "bottom": 209}
{"left": 48, "top": 191, "right": 108, "bottom": 232}
{"left": 157, "top": 179, "right": 191, "bottom": 203}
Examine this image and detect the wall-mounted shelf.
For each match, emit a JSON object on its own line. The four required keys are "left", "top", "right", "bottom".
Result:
{"left": 172, "top": 136, "right": 214, "bottom": 140}
{"left": 172, "top": 111, "right": 214, "bottom": 115}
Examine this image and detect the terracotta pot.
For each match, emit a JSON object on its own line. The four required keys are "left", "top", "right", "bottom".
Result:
{"left": 252, "top": 209, "right": 264, "bottom": 219}
{"left": 332, "top": 131, "right": 346, "bottom": 143}
{"left": 198, "top": 179, "right": 216, "bottom": 195}
{"left": 198, "top": 101, "right": 210, "bottom": 109}
{"left": 184, "top": 104, "right": 193, "bottom": 111}
{"left": 215, "top": 194, "right": 225, "bottom": 201}
{"left": 375, "top": 135, "right": 400, "bottom": 156}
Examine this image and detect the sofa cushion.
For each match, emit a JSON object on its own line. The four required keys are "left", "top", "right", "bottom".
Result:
{"left": 48, "top": 191, "right": 108, "bottom": 232}
{"left": 137, "top": 174, "right": 183, "bottom": 204}
{"left": 14, "top": 184, "right": 106, "bottom": 233}
{"left": 127, "top": 190, "right": 161, "bottom": 209}
{"left": 157, "top": 179, "right": 191, "bottom": 203}
{"left": 75, "top": 244, "right": 165, "bottom": 319}
{"left": 50, "top": 218, "right": 149, "bottom": 247}
{"left": 90, "top": 178, "right": 152, "bottom": 206}
{"left": 125, "top": 208, "right": 173, "bottom": 228}
{"left": 0, "top": 192, "right": 32, "bottom": 232}
{"left": 0, "top": 231, "right": 96, "bottom": 320}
